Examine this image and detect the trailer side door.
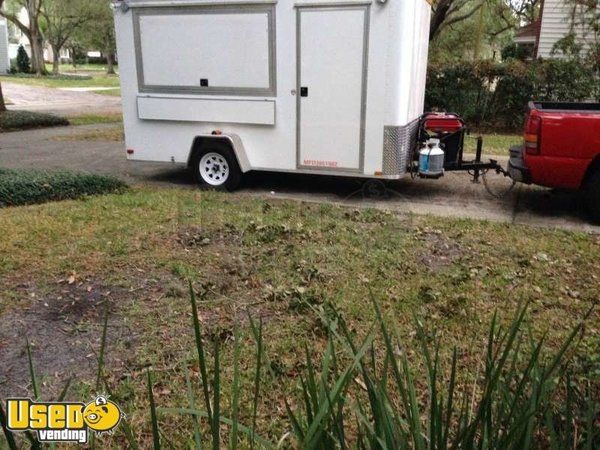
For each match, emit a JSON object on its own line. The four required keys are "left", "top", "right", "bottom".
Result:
{"left": 296, "top": 6, "right": 369, "bottom": 172}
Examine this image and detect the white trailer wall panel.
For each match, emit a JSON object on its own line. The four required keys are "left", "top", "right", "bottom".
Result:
{"left": 114, "top": 0, "right": 431, "bottom": 179}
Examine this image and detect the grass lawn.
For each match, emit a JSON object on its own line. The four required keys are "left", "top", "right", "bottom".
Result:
{"left": 44, "top": 63, "right": 117, "bottom": 74}
{"left": 0, "top": 188, "right": 597, "bottom": 447}
{"left": 68, "top": 112, "right": 123, "bottom": 126}
{"left": 52, "top": 125, "right": 124, "bottom": 142}
{"left": 0, "top": 72, "right": 121, "bottom": 97}
{"left": 464, "top": 132, "right": 522, "bottom": 156}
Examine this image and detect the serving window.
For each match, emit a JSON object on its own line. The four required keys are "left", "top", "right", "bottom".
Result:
{"left": 133, "top": 4, "right": 276, "bottom": 96}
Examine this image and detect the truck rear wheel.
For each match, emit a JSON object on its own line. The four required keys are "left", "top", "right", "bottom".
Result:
{"left": 192, "top": 145, "right": 241, "bottom": 191}
{"left": 584, "top": 169, "right": 600, "bottom": 223}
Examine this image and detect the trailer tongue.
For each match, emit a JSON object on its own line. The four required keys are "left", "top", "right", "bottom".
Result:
{"left": 410, "top": 112, "right": 514, "bottom": 197}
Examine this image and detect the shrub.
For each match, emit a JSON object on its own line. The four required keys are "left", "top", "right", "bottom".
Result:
{"left": 0, "top": 110, "right": 69, "bottom": 131}
{"left": 501, "top": 42, "right": 533, "bottom": 61}
{"left": 0, "top": 168, "right": 127, "bottom": 207}
{"left": 426, "top": 58, "right": 599, "bottom": 131}
{"left": 151, "top": 288, "right": 597, "bottom": 449}
{"left": 16, "top": 45, "right": 30, "bottom": 73}
{"left": 1, "top": 72, "right": 92, "bottom": 81}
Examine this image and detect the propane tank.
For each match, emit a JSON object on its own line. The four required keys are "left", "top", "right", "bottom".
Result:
{"left": 418, "top": 138, "right": 445, "bottom": 178}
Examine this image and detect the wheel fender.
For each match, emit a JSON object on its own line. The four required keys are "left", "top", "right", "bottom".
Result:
{"left": 188, "top": 133, "right": 251, "bottom": 173}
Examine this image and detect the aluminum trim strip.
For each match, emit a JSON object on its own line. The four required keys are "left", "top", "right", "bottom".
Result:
{"left": 123, "top": 1, "right": 278, "bottom": 8}
{"left": 382, "top": 119, "right": 419, "bottom": 176}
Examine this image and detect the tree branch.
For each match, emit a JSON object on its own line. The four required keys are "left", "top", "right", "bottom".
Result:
{"left": 444, "top": 2, "right": 484, "bottom": 28}
{"left": 0, "top": 10, "right": 31, "bottom": 38}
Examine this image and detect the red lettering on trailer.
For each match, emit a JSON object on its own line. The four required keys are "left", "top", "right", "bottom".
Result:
{"left": 303, "top": 160, "right": 338, "bottom": 168}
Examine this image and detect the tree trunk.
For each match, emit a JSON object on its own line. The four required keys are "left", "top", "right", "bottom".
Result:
{"left": 0, "top": 82, "right": 6, "bottom": 113}
{"left": 52, "top": 45, "right": 60, "bottom": 75}
{"left": 106, "top": 50, "right": 116, "bottom": 75}
{"left": 28, "top": 25, "right": 45, "bottom": 75}
{"left": 25, "top": 0, "right": 45, "bottom": 76}
{"left": 430, "top": 0, "right": 453, "bottom": 41}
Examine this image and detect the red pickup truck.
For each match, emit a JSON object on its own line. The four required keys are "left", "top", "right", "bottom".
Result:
{"left": 508, "top": 102, "right": 600, "bottom": 222}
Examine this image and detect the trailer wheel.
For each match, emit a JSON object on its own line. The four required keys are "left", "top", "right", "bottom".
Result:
{"left": 584, "top": 169, "right": 600, "bottom": 223}
{"left": 192, "top": 145, "right": 241, "bottom": 191}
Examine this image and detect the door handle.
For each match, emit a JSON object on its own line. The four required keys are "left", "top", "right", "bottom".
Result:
{"left": 300, "top": 87, "right": 308, "bottom": 97}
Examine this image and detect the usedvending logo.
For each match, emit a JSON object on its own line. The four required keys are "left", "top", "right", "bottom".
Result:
{"left": 5, "top": 395, "right": 123, "bottom": 444}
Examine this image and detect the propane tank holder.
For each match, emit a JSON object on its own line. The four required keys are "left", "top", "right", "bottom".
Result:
{"left": 413, "top": 112, "right": 511, "bottom": 183}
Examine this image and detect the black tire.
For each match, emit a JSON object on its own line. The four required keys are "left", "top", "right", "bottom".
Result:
{"left": 191, "top": 144, "right": 242, "bottom": 191}
{"left": 584, "top": 169, "right": 600, "bottom": 223}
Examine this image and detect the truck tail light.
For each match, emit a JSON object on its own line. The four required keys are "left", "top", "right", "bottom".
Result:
{"left": 524, "top": 114, "right": 541, "bottom": 155}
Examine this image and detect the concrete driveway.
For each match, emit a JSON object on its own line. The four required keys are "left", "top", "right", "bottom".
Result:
{"left": 2, "top": 82, "right": 121, "bottom": 117}
{"left": 1, "top": 124, "right": 598, "bottom": 233}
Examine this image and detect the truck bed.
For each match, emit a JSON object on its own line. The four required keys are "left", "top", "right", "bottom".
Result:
{"left": 530, "top": 101, "right": 600, "bottom": 113}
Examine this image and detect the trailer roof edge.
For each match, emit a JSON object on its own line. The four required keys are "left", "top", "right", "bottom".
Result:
{"left": 294, "top": 1, "right": 372, "bottom": 7}
{"left": 120, "top": 0, "right": 278, "bottom": 8}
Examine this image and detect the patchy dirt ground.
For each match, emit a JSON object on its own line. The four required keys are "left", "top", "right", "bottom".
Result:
{"left": 0, "top": 189, "right": 598, "bottom": 448}
{"left": 0, "top": 279, "right": 130, "bottom": 398}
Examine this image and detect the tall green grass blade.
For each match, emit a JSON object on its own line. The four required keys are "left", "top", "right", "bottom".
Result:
{"left": 457, "top": 304, "right": 530, "bottom": 446}
{"left": 160, "top": 408, "right": 276, "bottom": 449}
{"left": 299, "top": 376, "right": 315, "bottom": 425}
{"left": 372, "top": 297, "right": 425, "bottom": 450}
{"left": 189, "top": 282, "right": 213, "bottom": 423}
{"left": 185, "top": 369, "right": 203, "bottom": 449}
{"left": 26, "top": 337, "right": 39, "bottom": 400}
{"left": 211, "top": 339, "right": 220, "bottom": 450}
{"left": 540, "top": 306, "right": 593, "bottom": 380}
{"left": 230, "top": 321, "right": 241, "bottom": 450}
{"left": 303, "top": 329, "right": 375, "bottom": 448}
{"left": 101, "top": 374, "right": 139, "bottom": 450}
{"left": 0, "top": 399, "right": 18, "bottom": 450}
{"left": 285, "top": 397, "right": 306, "bottom": 443}
{"left": 50, "top": 378, "right": 73, "bottom": 450}
{"left": 442, "top": 347, "right": 458, "bottom": 450}
{"left": 584, "top": 382, "right": 596, "bottom": 450}
{"left": 147, "top": 370, "right": 161, "bottom": 450}
{"left": 57, "top": 377, "right": 72, "bottom": 402}
{"left": 248, "top": 315, "right": 263, "bottom": 449}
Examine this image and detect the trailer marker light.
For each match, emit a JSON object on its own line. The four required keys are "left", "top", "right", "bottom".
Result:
{"left": 127, "top": 149, "right": 134, "bottom": 155}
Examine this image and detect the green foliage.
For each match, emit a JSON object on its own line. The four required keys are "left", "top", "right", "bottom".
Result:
{"left": 2, "top": 72, "right": 92, "bottom": 81}
{"left": 153, "top": 288, "right": 598, "bottom": 449}
{"left": 0, "top": 110, "right": 69, "bottom": 131}
{"left": 428, "top": 0, "right": 518, "bottom": 64}
{"left": 501, "top": 42, "right": 533, "bottom": 61}
{"left": 0, "top": 168, "right": 127, "bottom": 207}
{"left": 15, "top": 45, "right": 30, "bottom": 73}
{"left": 426, "top": 59, "right": 599, "bottom": 130}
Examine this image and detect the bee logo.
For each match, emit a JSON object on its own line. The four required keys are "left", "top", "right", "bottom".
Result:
{"left": 83, "top": 396, "right": 123, "bottom": 434}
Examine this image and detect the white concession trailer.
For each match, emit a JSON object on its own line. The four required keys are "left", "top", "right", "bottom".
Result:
{"left": 113, "top": 0, "right": 432, "bottom": 189}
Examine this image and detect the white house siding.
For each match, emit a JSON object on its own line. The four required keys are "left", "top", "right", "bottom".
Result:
{"left": 537, "top": 0, "right": 596, "bottom": 58}
{"left": 0, "top": 19, "right": 9, "bottom": 74}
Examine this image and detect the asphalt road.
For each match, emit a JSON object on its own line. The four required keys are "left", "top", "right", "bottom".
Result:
{"left": 1, "top": 124, "right": 598, "bottom": 233}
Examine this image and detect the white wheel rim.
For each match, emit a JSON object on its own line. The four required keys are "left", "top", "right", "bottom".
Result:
{"left": 199, "top": 152, "right": 229, "bottom": 186}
